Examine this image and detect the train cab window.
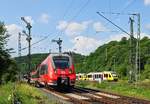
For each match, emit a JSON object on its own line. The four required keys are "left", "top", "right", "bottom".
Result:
{"left": 112, "top": 73, "right": 117, "bottom": 77}
{"left": 109, "top": 74, "right": 111, "bottom": 77}
{"left": 104, "top": 74, "right": 108, "bottom": 78}
{"left": 40, "top": 64, "right": 48, "bottom": 75}
{"left": 88, "top": 75, "right": 92, "bottom": 78}
{"left": 53, "top": 56, "right": 70, "bottom": 69}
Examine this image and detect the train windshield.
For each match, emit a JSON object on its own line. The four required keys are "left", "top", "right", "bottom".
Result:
{"left": 53, "top": 56, "right": 70, "bottom": 69}
{"left": 111, "top": 72, "right": 117, "bottom": 77}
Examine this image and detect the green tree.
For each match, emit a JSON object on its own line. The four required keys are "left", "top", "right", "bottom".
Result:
{"left": 0, "top": 22, "right": 18, "bottom": 84}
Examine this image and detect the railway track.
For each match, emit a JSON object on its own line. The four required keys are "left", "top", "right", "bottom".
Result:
{"left": 73, "top": 87, "right": 150, "bottom": 104}
{"left": 41, "top": 86, "right": 150, "bottom": 104}
{"left": 42, "top": 87, "right": 150, "bottom": 104}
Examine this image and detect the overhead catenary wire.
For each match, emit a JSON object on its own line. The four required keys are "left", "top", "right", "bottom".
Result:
{"left": 96, "top": 12, "right": 130, "bottom": 36}
{"left": 20, "top": 0, "right": 74, "bottom": 52}
{"left": 60, "top": 0, "right": 91, "bottom": 34}
{"left": 55, "top": 0, "right": 74, "bottom": 39}
{"left": 52, "top": 0, "right": 91, "bottom": 52}
{"left": 21, "top": 35, "right": 50, "bottom": 51}
{"left": 62, "top": 0, "right": 74, "bottom": 19}
{"left": 96, "top": 0, "right": 136, "bottom": 33}
{"left": 21, "top": 0, "right": 90, "bottom": 53}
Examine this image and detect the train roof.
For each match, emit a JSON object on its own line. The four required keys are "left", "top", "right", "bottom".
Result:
{"left": 87, "top": 72, "right": 103, "bottom": 75}
{"left": 40, "top": 52, "right": 72, "bottom": 65}
{"left": 103, "top": 71, "right": 116, "bottom": 73}
{"left": 48, "top": 53, "right": 71, "bottom": 57}
{"left": 76, "top": 73, "right": 85, "bottom": 75}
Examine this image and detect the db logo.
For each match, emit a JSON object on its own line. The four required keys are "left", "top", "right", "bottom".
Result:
{"left": 61, "top": 71, "right": 65, "bottom": 74}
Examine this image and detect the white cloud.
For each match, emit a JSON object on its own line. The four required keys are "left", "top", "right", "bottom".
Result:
{"left": 144, "top": 0, "right": 150, "bottom": 5}
{"left": 140, "top": 32, "right": 150, "bottom": 38}
{"left": 5, "top": 24, "right": 27, "bottom": 56}
{"left": 5, "top": 24, "right": 43, "bottom": 57}
{"left": 6, "top": 24, "right": 22, "bottom": 35}
{"left": 23, "top": 16, "right": 34, "bottom": 25}
{"left": 57, "top": 21, "right": 68, "bottom": 30}
{"left": 57, "top": 21, "right": 91, "bottom": 37}
{"left": 70, "top": 33, "right": 150, "bottom": 55}
{"left": 39, "top": 13, "right": 49, "bottom": 24}
{"left": 93, "top": 22, "right": 107, "bottom": 32}
{"left": 71, "top": 36, "right": 101, "bottom": 55}
{"left": 107, "top": 33, "right": 129, "bottom": 42}
{"left": 106, "top": 32, "right": 150, "bottom": 44}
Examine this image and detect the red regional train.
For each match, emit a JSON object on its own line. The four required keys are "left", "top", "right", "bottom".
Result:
{"left": 30, "top": 53, "right": 76, "bottom": 88}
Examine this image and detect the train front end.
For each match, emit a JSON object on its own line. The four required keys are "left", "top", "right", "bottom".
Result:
{"left": 51, "top": 53, "right": 76, "bottom": 87}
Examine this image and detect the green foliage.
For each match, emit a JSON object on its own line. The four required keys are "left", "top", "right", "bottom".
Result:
{"left": 76, "top": 36, "right": 150, "bottom": 79}
{"left": 76, "top": 80, "right": 150, "bottom": 100}
{"left": 0, "top": 21, "right": 19, "bottom": 84}
{"left": 0, "top": 83, "right": 54, "bottom": 104}
{"left": 0, "top": 82, "right": 13, "bottom": 104}
{"left": 142, "top": 64, "right": 150, "bottom": 79}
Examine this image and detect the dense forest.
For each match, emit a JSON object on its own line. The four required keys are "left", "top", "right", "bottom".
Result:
{"left": 0, "top": 22, "right": 18, "bottom": 84}
{"left": 76, "top": 37, "right": 150, "bottom": 80}
{"left": 17, "top": 37, "right": 150, "bottom": 80}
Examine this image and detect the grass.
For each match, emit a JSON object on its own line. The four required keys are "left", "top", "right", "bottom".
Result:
{"left": 76, "top": 80, "right": 150, "bottom": 101}
{"left": 0, "top": 82, "right": 56, "bottom": 104}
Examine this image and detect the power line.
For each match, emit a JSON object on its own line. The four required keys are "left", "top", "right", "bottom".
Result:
{"left": 21, "top": 0, "right": 90, "bottom": 53}
{"left": 21, "top": 0, "right": 72, "bottom": 52}
{"left": 70, "top": 0, "right": 90, "bottom": 21}
{"left": 96, "top": 0, "right": 136, "bottom": 33}
{"left": 96, "top": 12, "right": 130, "bottom": 36}
{"left": 60, "top": 0, "right": 90, "bottom": 35}
{"left": 62, "top": 0, "right": 74, "bottom": 19}
{"left": 96, "top": 30, "right": 120, "bottom": 33}
{"left": 21, "top": 35, "right": 50, "bottom": 51}
{"left": 101, "top": 12, "right": 135, "bottom": 16}
{"left": 56, "top": 0, "right": 74, "bottom": 39}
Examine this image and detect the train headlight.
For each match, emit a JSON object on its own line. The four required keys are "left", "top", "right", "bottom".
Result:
{"left": 69, "top": 69, "right": 73, "bottom": 74}
{"left": 54, "top": 70, "right": 57, "bottom": 74}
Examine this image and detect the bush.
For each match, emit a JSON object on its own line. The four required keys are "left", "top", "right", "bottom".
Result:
{"left": 0, "top": 83, "right": 55, "bottom": 104}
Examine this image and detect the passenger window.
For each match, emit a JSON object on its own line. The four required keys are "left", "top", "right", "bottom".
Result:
{"left": 40, "top": 64, "right": 48, "bottom": 75}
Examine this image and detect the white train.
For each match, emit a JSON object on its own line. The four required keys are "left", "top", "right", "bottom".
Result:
{"left": 76, "top": 71, "right": 118, "bottom": 82}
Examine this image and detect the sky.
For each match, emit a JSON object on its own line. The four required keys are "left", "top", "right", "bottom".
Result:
{"left": 1, "top": 0, "right": 150, "bottom": 57}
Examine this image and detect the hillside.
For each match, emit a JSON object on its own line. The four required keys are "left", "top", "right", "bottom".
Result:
{"left": 16, "top": 37, "right": 150, "bottom": 80}
{"left": 77, "top": 37, "right": 150, "bottom": 79}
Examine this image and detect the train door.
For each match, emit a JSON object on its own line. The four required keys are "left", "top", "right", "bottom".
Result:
{"left": 39, "top": 64, "right": 48, "bottom": 84}
{"left": 95, "top": 74, "right": 98, "bottom": 81}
